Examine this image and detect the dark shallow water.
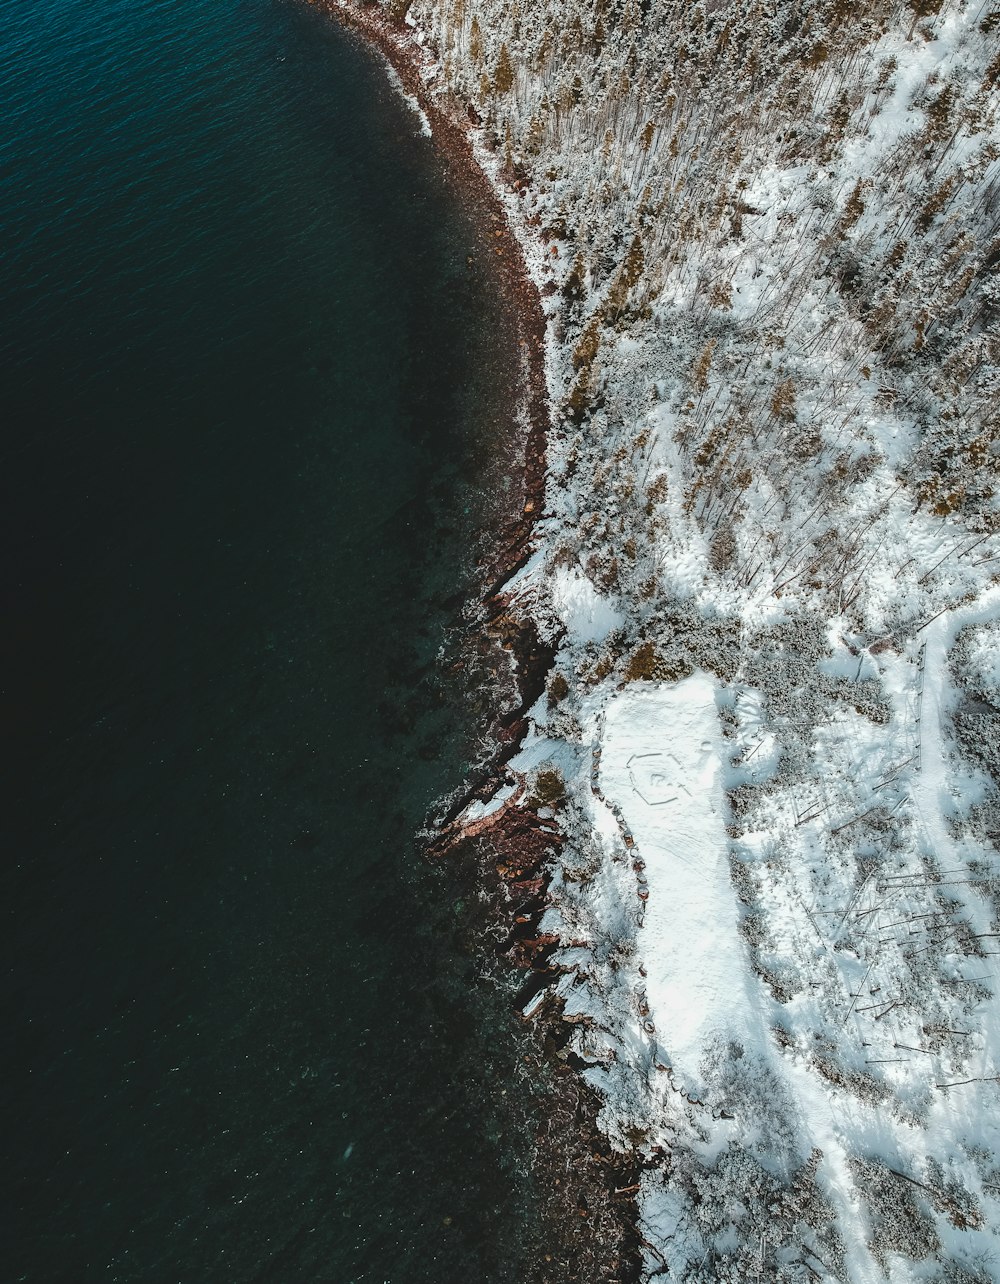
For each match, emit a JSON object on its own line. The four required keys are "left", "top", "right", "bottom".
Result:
{"left": 1, "top": 0, "right": 537, "bottom": 1278}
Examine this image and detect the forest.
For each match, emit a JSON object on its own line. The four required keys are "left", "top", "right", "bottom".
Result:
{"left": 368, "top": 0, "right": 1000, "bottom": 1278}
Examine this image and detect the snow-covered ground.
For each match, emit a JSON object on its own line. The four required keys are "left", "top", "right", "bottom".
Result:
{"left": 598, "top": 677, "right": 756, "bottom": 1095}
{"left": 352, "top": 0, "right": 1000, "bottom": 1276}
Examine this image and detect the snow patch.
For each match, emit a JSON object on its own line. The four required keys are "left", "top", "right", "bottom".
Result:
{"left": 602, "top": 676, "right": 759, "bottom": 1091}
{"left": 550, "top": 565, "right": 623, "bottom": 644}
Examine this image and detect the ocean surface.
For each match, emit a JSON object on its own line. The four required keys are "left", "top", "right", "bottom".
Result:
{"left": 1, "top": 0, "right": 539, "bottom": 1278}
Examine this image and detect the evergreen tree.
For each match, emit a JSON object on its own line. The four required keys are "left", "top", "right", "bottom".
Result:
{"left": 494, "top": 43, "right": 515, "bottom": 95}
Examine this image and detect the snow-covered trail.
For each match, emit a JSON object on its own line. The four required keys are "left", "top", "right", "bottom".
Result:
{"left": 910, "top": 592, "right": 1000, "bottom": 870}
{"left": 911, "top": 614, "right": 960, "bottom": 872}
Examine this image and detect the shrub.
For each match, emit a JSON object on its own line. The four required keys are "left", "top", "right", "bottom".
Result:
{"left": 625, "top": 641, "right": 658, "bottom": 681}
{"left": 849, "top": 1157, "right": 940, "bottom": 1267}
{"left": 532, "top": 768, "right": 565, "bottom": 808}
{"left": 547, "top": 671, "right": 570, "bottom": 706}
{"left": 625, "top": 641, "right": 693, "bottom": 684}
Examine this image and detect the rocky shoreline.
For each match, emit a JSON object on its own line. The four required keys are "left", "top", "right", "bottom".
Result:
{"left": 311, "top": 0, "right": 548, "bottom": 588}
{"left": 310, "top": 2, "right": 641, "bottom": 1277}
{"left": 305, "top": 2, "right": 1000, "bottom": 1278}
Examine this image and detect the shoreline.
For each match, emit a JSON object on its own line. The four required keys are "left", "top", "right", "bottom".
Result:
{"left": 309, "top": 3, "right": 643, "bottom": 1278}
{"left": 304, "top": 3, "right": 1000, "bottom": 1279}
{"left": 313, "top": 0, "right": 549, "bottom": 592}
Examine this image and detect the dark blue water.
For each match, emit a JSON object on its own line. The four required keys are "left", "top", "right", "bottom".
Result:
{"left": 1, "top": 0, "right": 538, "bottom": 1278}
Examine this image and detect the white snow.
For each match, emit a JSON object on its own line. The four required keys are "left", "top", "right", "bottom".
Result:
{"left": 549, "top": 564, "right": 623, "bottom": 644}
{"left": 600, "top": 677, "right": 758, "bottom": 1092}
{"left": 461, "top": 782, "right": 516, "bottom": 822}
{"left": 355, "top": 0, "right": 1000, "bottom": 1273}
